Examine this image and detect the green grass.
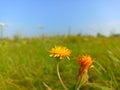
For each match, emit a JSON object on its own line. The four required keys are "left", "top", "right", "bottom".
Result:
{"left": 0, "top": 35, "right": 120, "bottom": 90}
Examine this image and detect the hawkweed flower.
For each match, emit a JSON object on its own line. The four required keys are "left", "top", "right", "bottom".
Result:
{"left": 76, "top": 55, "right": 94, "bottom": 90}
{"left": 49, "top": 46, "right": 71, "bottom": 90}
{"left": 77, "top": 55, "right": 94, "bottom": 74}
{"left": 49, "top": 46, "right": 71, "bottom": 60}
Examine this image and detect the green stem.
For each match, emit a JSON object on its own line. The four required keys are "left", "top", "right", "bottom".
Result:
{"left": 43, "top": 82, "right": 52, "bottom": 90}
{"left": 75, "top": 76, "right": 82, "bottom": 90}
{"left": 57, "top": 62, "right": 68, "bottom": 90}
{"left": 75, "top": 70, "right": 88, "bottom": 90}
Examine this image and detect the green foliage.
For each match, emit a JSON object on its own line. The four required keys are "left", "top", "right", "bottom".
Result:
{"left": 0, "top": 35, "right": 120, "bottom": 89}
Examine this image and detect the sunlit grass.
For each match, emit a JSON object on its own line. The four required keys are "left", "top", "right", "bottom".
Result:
{"left": 0, "top": 35, "right": 119, "bottom": 89}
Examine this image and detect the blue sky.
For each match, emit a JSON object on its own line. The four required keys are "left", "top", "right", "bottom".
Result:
{"left": 0, "top": 0, "right": 120, "bottom": 37}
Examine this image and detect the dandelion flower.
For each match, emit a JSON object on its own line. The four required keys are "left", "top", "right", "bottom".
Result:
{"left": 49, "top": 46, "right": 71, "bottom": 60}
{"left": 77, "top": 55, "right": 94, "bottom": 73}
{"left": 49, "top": 46, "right": 71, "bottom": 90}
{"left": 75, "top": 55, "right": 94, "bottom": 89}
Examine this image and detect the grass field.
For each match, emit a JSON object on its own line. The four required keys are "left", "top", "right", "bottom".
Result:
{"left": 0, "top": 35, "right": 120, "bottom": 90}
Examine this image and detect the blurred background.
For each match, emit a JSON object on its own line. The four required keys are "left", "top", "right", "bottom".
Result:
{"left": 0, "top": 0, "right": 120, "bottom": 38}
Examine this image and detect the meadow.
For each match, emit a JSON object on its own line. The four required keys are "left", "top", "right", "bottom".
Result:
{"left": 0, "top": 35, "right": 120, "bottom": 90}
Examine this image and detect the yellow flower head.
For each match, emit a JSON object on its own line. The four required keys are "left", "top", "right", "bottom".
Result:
{"left": 49, "top": 46, "right": 71, "bottom": 60}
{"left": 77, "top": 55, "right": 94, "bottom": 74}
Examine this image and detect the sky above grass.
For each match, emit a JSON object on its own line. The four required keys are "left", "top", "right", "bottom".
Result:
{"left": 0, "top": 0, "right": 120, "bottom": 37}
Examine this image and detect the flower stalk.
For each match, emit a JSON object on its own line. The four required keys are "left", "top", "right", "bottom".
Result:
{"left": 75, "top": 70, "right": 88, "bottom": 90}
{"left": 75, "top": 55, "right": 94, "bottom": 90}
{"left": 57, "top": 61, "right": 68, "bottom": 90}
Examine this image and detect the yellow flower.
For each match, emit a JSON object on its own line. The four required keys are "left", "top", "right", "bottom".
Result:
{"left": 49, "top": 46, "right": 71, "bottom": 60}
{"left": 77, "top": 55, "right": 94, "bottom": 74}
